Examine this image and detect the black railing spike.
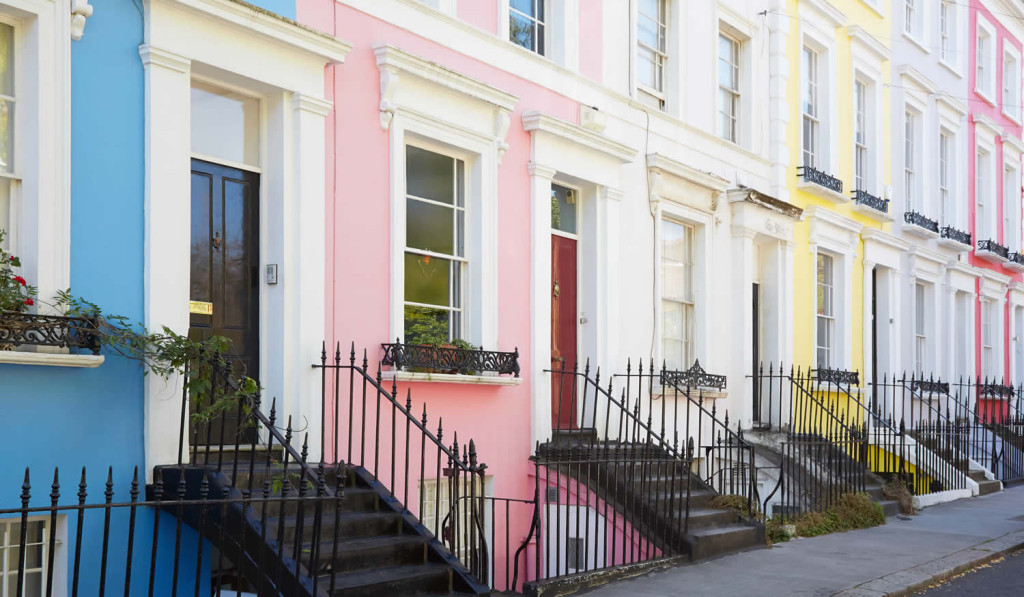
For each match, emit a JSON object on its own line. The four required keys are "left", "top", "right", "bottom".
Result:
{"left": 900, "top": 417, "right": 906, "bottom": 434}
{"left": 20, "top": 468, "right": 30, "bottom": 505}
{"left": 336, "top": 341, "right": 343, "bottom": 364}
{"left": 422, "top": 403, "right": 428, "bottom": 426}
{"left": 469, "top": 439, "right": 478, "bottom": 468}
{"left": 285, "top": 416, "right": 294, "bottom": 446}
{"left": 130, "top": 467, "right": 139, "bottom": 501}
{"left": 199, "top": 475, "right": 209, "bottom": 499}
{"left": 152, "top": 473, "right": 163, "bottom": 501}
{"left": 317, "top": 462, "right": 326, "bottom": 496}
{"left": 321, "top": 341, "right": 327, "bottom": 364}
{"left": 406, "top": 389, "right": 412, "bottom": 411}
{"left": 301, "top": 433, "right": 309, "bottom": 463}
{"left": 78, "top": 467, "right": 87, "bottom": 502}
{"left": 268, "top": 397, "right": 277, "bottom": 427}
{"left": 51, "top": 468, "right": 60, "bottom": 503}
{"left": 105, "top": 467, "right": 114, "bottom": 502}
{"left": 437, "top": 417, "right": 443, "bottom": 444}
{"left": 452, "top": 431, "right": 460, "bottom": 458}
{"left": 687, "top": 437, "right": 694, "bottom": 459}
{"left": 626, "top": 358, "right": 632, "bottom": 374}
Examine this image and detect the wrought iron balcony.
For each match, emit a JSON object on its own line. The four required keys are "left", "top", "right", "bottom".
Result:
{"left": 852, "top": 190, "right": 888, "bottom": 213}
{"left": 976, "top": 239, "right": 1010, "bottom": 259}
{"left": 939, "top": 225, "right": 971, "bottom": 246}
{"left": 661, "top": 359, "right": 727, "bottom": 390}
{"left": 814, "top": 368, "right": 860, "bottom": 386}
{"left": 797, "top": 165, "right": 843, "bottom": 194}
{"left": 381, "top": 340, "right": 520, "bottom": 377}
{"left": 1010, "top": 251, "right": 1024, "bottom": 267}
{"left": 0, "top": 312, "right": 101, "bottom": 354}
{"left": 903, "top": 210, "right": 939, "bottom": 234}
{"left": 911, "top": 380, "right": 950, "bottom": 395}
{"left": 979, "top": 382, "right": 1015, "bottom": 398}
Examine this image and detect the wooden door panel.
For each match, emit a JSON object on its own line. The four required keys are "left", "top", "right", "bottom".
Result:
{"left": 190, "top": 159, "right": 260, "bottom": 445}
{"left": 551, "top": 235, "right": 578, "bottom": 429}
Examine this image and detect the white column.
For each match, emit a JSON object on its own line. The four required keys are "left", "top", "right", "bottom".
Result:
{"left": 781, "top": 241, "right": 795, "bottom": 368}
{"left": 946, "top": 285, "right": 957, "bottom": 378}
{"left": 140, "top": 45, "right": 192, "bottom": 478}
{"left": 290, "top": 94, "right": 331, "bottom": 462}
{"left": 598, "top": 187, "right": 624, "bottom": 371}
{"left": 862, "top": 260, "right": 875, "bottom": 399}
{"left": 529, "top": 162, "right": 556, "bottom": 448}
{"left": 732, "top": 230, "right": 757, "bottom": 427}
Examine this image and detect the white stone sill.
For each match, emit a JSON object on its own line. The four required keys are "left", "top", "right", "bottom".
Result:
{"left": 0, "top": 351, "right": 104, "bottom": 368}
{"left": 652, "top": 387, "right": 727, "bottom": 400}
{"left": 381, "top": 371, "right": 520, "bottom": 386}
{"left": 797, "top": 179, "right": 847, "bottom": 204}
{"left": 936, "top": 237, "right": 971, "bottom": 252}
{"left": 851, "top": 202, "right": 892, "bottom": 222}
{"left": 975, "top": 249, "right": 1009, "bottom": 265}
{"left": 902, "top": 222, "right": 940, "bottom": 239}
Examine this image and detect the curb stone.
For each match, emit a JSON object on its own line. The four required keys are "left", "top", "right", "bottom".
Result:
{"left": 831, "top": 530, "right": 1024, "bottom": 596}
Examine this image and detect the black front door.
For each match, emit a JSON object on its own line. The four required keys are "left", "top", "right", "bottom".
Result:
{"left": 190, "top": 159, "right": 260, "bottom": 445}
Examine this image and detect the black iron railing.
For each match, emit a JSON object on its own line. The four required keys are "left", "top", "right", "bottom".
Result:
{"left": 816, "top": 368, "right": 860, "bottom": 387}
{"left": 797, "top": 165, "right": 843, "bottom": 193}
{"left": 0, "top": 311, "right": 101, "bottom": 354}
{"left": 1011, "top": 252, "right": 1024, "bottom": 266}
{"left": 661, "top": 359, "right": 727, "bottom": 390}
{"left": 904, "top": 211, "right": 939, "bottom": 233}
{"left": 852, "top": 190, "right": 889, "bottom": 213}
{"left": 977, "top": 239, "right": 1010, "bottom": 259}
{"left": 381, "top": 340, "right": 519, "bottom": 377}
{"left": 940, "top": 226, "right": 971, "bottom": 246}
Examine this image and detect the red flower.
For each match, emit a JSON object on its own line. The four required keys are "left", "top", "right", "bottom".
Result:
{"left": 13, "top": 276, "right": 25, "bottom": 286}
{"left": 7, "top": 256, "right": 12, "bottom": 261}
{"left": 23, "top": 298, "right": 33, "bottom": 306}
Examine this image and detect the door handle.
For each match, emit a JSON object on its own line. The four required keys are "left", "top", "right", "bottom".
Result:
{"left": 552, "top": 280, "right": 560, "bottom": 298}
{"left": 213, "top": 232, "right": 222, "bottom": 251}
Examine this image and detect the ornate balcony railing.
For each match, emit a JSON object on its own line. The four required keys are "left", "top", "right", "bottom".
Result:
{"left": 797, "top": 165, "right": 843, "bottom": 194}
{"left": 903, "top": 210, "right": 939, "bottom": 233}
{"left": 814, "top": 367, "right": 860, "bottom": 387}
{"left": 381, "top": 340, "right": 520, "bottom": 376}
{"left": 1011, "top": 251, "right": 1024, "bottom": 266}
{"left": 979, "top": 382, "right": 1015, "bottom": 398}
{"left": 661, "top": 359, "right": 727, "bottom": 390}
{"left": 852, "top": 189, "right": 888, "bottom": 213}
{"left": 977, "top": 239, "right": 1010, "bottom": 259}
{"left": 911, "top": 379, "right": 950, "bottom": 395}
{"left": 0, "top": 312, "right": 101, "bottom": 354}
{"left": 940, "top": 225, "right": 971, "bottom": 246}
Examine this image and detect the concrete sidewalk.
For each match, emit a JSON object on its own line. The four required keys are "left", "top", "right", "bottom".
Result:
{"left": 582, "top": 486, "right": 1024, "bottom": 597}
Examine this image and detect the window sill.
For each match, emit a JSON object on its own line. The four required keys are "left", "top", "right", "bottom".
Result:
{"left": 902, "top": 32, "right": 930, "bottom": 55}
{"left": 858, "top": 0, "right": 884, "bottom": 18}
{"left": 903, "top": 222, "right": 940, "bottom": 240}
{"left": 975, "top": 248, "right": 1010, "bottom": 264}
{"left": 797, "top": 179, "right": 847, "bottom": 204}
{"left": 851, "top": 202, "right": 893, "bottom": 222}
{"left": 938, "top": 59, "right": 962, "bottom": 79}
{"left": 0, "top": 351, "right": 105, "bottom": 368}
{"left": 1005, "top": 258, "right": 1024, "bottom": 272}
{"left": 975, "top": 89, "right": 996, "bottom": 108}
{"left": 653, "top": 386, "right": 726, "bottom": 401}
{"left": 1001, "top": 108, "right": 1022, "bottom": 126}
{"left": 936, "top": 236, "right": 971, "bottom": 252}
{"left": 382, "top": 370, "right": 521, "bottom": 386}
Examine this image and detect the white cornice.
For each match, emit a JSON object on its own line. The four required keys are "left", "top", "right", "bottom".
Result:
{"left": 935, "top": 93, "right": 969, "bottom": 117}
{"left": 166, "top": 0, "right": 352, "bottom": 63}
{"left": 805, "top": 205, "right": 864, "bottom": 236}
{"left": 522, "top": 111, "right": 636, "bottom": 163}
{"left": 138, "top": 45, "right": 191, "bottom": 73}
{"left": 647, "top": 153, "right": 730, "bottom": 193}
{"left": 974, "top": 113, "right": 1002, "bottom": 138}
{"left": 847, "top": 26, "right": 891, "bottom": 61}
{"left": 1002, "top": 133, "right": 1024, "bottom": 156}
{"left": 374, "top": 44, "right": 519, "bottom": 112}
{"left": 906, "top": 244, "right": 949, "bottom": 266}
{"left": 898, "top": 65, "right": 938, "bottom": 94}
{"left": 293, "top": 93, "right": 333, "bottom": 117}
{"left": 862, "top": 228, "right": 910, "bottom": 252}
{"left": 801, "top": 0, "right": 847, "bottom": 27}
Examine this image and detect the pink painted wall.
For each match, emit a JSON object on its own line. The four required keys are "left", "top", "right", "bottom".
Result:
{"left": 458, "top": 0, "right": 498, "bottom": 35}
{"left": 578, "top": 2, "right": 603, "bottom": 83}
{"left": 968, "top": 0, "right": 1023, "bottom": 380}
{"left": 296, "top": 1, "right": 591, "bottom": 579}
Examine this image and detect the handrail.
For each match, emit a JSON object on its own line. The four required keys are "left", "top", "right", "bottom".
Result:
{"left": 787, "top": 367, "right": 862, "bottom": 436}
{"left": 812, "top": 369, "right": 899, "bottom": 435}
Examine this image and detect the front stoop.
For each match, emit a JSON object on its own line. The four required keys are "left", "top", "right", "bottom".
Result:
{"left": 968, "top": 468, "right": 1003, "bottom": 496}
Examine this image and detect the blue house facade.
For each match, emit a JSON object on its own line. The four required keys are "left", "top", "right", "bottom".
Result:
{"left": 0, "top": 1, "right": 345, "bottom": 593}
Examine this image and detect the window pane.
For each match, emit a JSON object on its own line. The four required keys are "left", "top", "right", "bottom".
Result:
{"left": 637, "top": 47, "right": 657, "bottom": 89}
{"left": 406, "top": 146, "right": 455, "bottom": 204}
{"left": 510, "top": 0, "right": 535, "bottom": 16}
{"left": 0, "top": 97, "right": 12, "bottom": 173}
{"left": 0, "top": 179, "right": 9, "bottom": 235}
{"left": 405, "top": 252, "right": 451, "bottom": 307}
{"left": 0, "top": 23, "right": 13, "bottom": 97}
{"left": 551, "top": 184, "right": 577, "bottom": 234}
{"left": 509, "top": 13, "right": 535, "bottom": 51}
{"left": 404, "top": 305, "right": 451, "bottom": 345}
{"left": 190, "top": 82, "right": 260, "bottom": 167}
{"left": 407, "top": 199, "right": 454, "bottom": 255}
{"left": 638, "top": 13, "right": 660, "bottom": 48}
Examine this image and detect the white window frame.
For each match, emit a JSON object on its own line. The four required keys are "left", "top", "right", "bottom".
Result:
{"left": 402, "top": 142, "right": 469, "bottom": 343}
{"left": 660, "top": 216, "right": 695, "bottom": 371}
{"left": 1004, "top": 159, "right": 1020, "bottom": 250}
{"left": 0, "top": 515, "right": 67, "bottom": 597}
{"left": 507, "top": 0, "right": 546, "bottom": 55}
{"left": 939, "top": 0, "right": 956, "bottom": 67}
{"left": 655, "top": 200, "right": 710, "bottom": 373}
{"left": 799, "top": 29, "right": 835, "bottom": 176}
{"left": 914, "top": 282, "right": 927, "bottom": 374}
{"left": 903, "top": 0, "right": 923, "bottom": 42}
{"left": 1003, "top": 45, "right": 1022, "bottom": 124}
{"left": 981, "top": 298, "right": 995, "bottom": 378}
{"left": 977, "top": 18, "right": 996, "bottom": 102}
{"left": 854, "top": 79, "right": 869, "bottom": 192}
{"left": 939, "top": 128, "right": 953, "bottom": 227}
{"left": 801, "top": 44, "right": 820, "bottom": 169}
{"left": 976, "top": 139, "right": 996, "bottom": 241}
{"left": 635, "top": 0, "right": 668, "bottom": 109}
{"left": 0, "top": 1, "right": 70, "bottom": 314}
{"left": 717, "top": 30, "right": 741, "bottom": 144}
{"left": 816, "top": 251, "right": 836, "bottom": 370}
{"left": 904, "top": 108, "right": 920, "bottom": 213}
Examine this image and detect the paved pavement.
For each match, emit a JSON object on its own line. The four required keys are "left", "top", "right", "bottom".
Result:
{"left": 582, "top": 486, "right": 1024, "bottom": 597}
{"left": 915, "top": 548, "right": 1024, "bottom": 595}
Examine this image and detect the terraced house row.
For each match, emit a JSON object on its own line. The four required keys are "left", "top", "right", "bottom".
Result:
{"left": 0, "top": 0, "right": 1022, "bottom": 595}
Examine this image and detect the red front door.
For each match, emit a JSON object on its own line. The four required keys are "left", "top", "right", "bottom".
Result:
{"left": 551, "top": 234, "right": 578, "bottom": 429}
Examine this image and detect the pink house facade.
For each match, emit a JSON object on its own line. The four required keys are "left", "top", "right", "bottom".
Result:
{"left": 968, "top": 0, "right": 1024, "bottom": 418}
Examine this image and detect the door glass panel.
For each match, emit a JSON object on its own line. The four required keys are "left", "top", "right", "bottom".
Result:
{"left": 406, "top": 146, "right": 455, "bottom": 204}
{"left": 551, "top": 184, "right": 577, "bottom": 234}
{"left": 190, "top": 81, "right": 260, "bottom": 167}
{"left": 222, "top": 177, "right": 251, "bottom": 329}
{"left": 190, "top": 172, "right": 213, "bottom": 305}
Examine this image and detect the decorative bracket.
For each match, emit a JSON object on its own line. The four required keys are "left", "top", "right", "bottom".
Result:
{"left": 379, "top": 67, "right": 398, "bottom": 130}
{"left": 495, "top": 109, "right": 511, "bottom": 164}
{"left": 71, "top": 0, "right": 94, "bottom": 41}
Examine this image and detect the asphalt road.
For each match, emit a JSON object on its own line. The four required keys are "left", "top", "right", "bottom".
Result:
{"left": 916, "top": 550, "right": 1024, "bottom": 595}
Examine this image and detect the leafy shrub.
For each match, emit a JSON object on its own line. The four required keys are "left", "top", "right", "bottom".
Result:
{"left": 882, "top": 477, "right": 915, "bottom": 515}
